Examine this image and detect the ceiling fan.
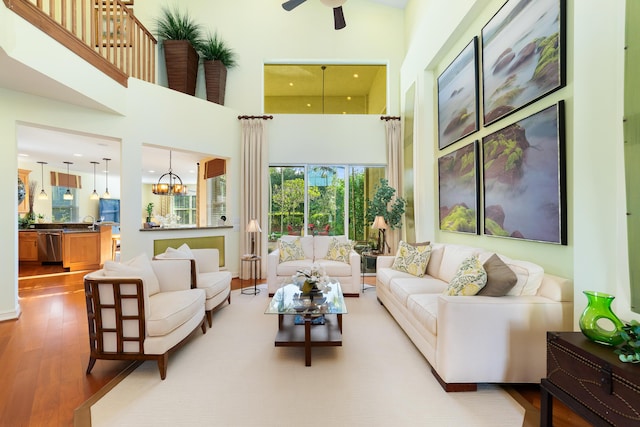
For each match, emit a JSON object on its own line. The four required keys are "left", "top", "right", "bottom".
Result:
{"left": 282, "top": 0, "right": 347, "bottom": 30}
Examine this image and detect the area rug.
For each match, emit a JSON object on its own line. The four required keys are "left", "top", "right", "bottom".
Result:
{"left": 88, "top": 285, "right": 525, "bottom": 426}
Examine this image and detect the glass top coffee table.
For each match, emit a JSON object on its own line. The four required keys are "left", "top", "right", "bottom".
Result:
{"left": 265, "top": 281, "right": 347, "bottom": 366}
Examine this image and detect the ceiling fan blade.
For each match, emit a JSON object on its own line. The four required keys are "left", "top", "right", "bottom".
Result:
{"left": 333, "top": 6, "right": 346, "bottom": 30}
{"left": 282, "top": 0, "right": 307, "bottom": 11}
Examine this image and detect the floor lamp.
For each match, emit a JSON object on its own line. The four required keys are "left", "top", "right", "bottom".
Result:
{"left": 372, "top": 215, "right": 389, "bottom": 254}
{"left": 247, "top": 219, "right": 261, "bottom": 256}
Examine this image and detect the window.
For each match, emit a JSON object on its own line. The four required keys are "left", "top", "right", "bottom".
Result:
{"left": 51, "top": 186, "right": 78, "bottom": 222}
{"left": 264, "top": 64, "right": 387, "bottom": 114}
{"left": 172, "top": 194, "right": 196, "bottom": 225}
{"left": 268, "top": 165, "right": 385, "bottom": 248}
{"left": 207, "top": 174, "right": 226, "bottom": 225}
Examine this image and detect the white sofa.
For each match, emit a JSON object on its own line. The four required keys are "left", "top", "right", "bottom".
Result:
{"left": 155, "top": 246, "right": 231, "bottom": 327}
{"left": 84, "top": 255, "right": 206, "bottom": 380}
{"left": 376, "top": 243, "right": 573, "bottom": 391}
{"left": 267, "top": 235, "right": 361, "bottom": 296}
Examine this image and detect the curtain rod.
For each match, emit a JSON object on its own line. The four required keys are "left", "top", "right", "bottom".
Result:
{"left": 380, "top": 116, "right": 401, "bottom": 121}
{"left": 237, "top": 115, "right": 274, "bottom": 120}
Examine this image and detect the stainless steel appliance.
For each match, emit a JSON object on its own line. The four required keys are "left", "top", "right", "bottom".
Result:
{"left": 37, "top": 231, "right": 62, "bottom": 263}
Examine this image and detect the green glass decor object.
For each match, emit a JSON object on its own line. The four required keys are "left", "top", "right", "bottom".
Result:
{"left": 579, "top": 291, "right": 624, "bottom": 346}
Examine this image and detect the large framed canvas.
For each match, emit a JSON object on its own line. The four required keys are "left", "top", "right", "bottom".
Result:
{"left": 482, "top": 102, "right": 566, "bottom": 244}
{"left": 481, "top": 0, "right": 566, "bottom": 126}
{"left": 438, "top": 141, "right": 479, "bottom": 234}
{"left": 437, "top": 38, "right": 479, "bottom": 150}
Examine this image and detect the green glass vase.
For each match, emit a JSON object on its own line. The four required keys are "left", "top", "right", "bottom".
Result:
{"left": 579, "top": 291, "right": 624, "bottom": 346}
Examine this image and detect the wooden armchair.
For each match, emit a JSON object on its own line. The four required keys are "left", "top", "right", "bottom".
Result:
{"left": 84, "top": 255, "right": 206, "bottom": 379}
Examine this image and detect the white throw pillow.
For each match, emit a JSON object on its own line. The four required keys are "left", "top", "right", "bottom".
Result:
{"left": 443, "top": 255, "right": 487, "bottom": 296}
{"left": 104, "top": 253, "right": 160, "bottom": 296}
{"left": 159, "top": 243, "right": 199, "bottom": 275}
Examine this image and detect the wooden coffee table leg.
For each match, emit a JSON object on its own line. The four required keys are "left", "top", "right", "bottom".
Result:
{"left": 304, "top": 316, "right": 311, "bottom": 366}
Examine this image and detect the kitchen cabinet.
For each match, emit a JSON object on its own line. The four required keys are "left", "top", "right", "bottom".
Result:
{"left": 62, "top": 226, "right": 112, "bottom": 271}
{"left": 18, "top": 231, "right": 38, "bottom": 261}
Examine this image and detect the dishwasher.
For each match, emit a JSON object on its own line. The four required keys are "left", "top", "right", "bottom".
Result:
{"left": 37, "top": 231, "right": 62, "bottom": 263}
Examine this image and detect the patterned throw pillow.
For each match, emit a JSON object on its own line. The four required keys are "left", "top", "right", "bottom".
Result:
{"left": 391, "top": 241, "right": 432, "bottom": 277}
{"left": 326, "top": 237, "right": 352, "bottom": 263}
{"left": 443, "top": 255, "right": 487, "bottom": 296}
{"left": 279, "top": 238, "right": 306, "bottom": 262}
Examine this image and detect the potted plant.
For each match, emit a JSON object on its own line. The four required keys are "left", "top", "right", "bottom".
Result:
{"left": 155, "top": 6, "right": 202, "bottom": 96}
{"left": 366, "top": 178, "right": 406, "bottom": 253}
{"left": 145, "top": 202, "right": 154, "bottom": 223}
{"left": 196, "top": 31, "right": 237, "bottom": 105}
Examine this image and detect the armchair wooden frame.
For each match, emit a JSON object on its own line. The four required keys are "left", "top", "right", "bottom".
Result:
{"left": 185, "top": 259, "right": 231, "bottom": 327}
{"left": 84, "top": 277, "right": 206, "bottom": 380}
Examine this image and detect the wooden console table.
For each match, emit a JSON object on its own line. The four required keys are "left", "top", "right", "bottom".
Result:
{"left": 542, "top": 331, "right": 640, "bottom": 426}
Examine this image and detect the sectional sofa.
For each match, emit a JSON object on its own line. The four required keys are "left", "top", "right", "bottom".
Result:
{"left": 376, "top": 242, "right": 573, "bottom": 391}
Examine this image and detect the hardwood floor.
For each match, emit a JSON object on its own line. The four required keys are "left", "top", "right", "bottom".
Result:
{"left": 1, "top": 264, "right": 589, "bottom": 427}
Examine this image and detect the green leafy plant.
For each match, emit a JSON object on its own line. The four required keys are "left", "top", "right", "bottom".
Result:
{"left": 145, "top": 203, "right": 154, "bottom": 221}
{"left": 365, "top": 178, "right": 406, "bottom": 230}
{"left": 196, "top": 32, "right": 237, "bottom": 68}
{"left": 155, "top": 6, "right": 202, "bottom": 45}
{"left": 614, "top": 320, "right": 640, "bottom": 363}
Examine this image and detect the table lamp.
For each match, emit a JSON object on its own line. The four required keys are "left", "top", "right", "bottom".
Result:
{"left": 247, "top": 219, "right": 262, "bottom": 256}
{"left": 372, "top": 215, "right": 389, "bottom": 254}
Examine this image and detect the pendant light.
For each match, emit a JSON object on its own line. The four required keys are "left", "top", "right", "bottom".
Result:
{"left": 90, "top": 161, "right": 100, "bottom": 200}
{"left": 102, "top": 158, "right": 111, "bottom": 199}
{"left": 63, "top": 161, "right": 74, "bottom": 200}
{"left": 152, "top": 151, "right": 188, "bottom": 195}
{"left": 37, "top": 161, "right": 48, "bottom": 200}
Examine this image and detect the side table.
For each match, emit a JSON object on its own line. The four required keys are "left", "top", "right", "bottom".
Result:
{"left": 361, "top": 251, "right": 379, "bottom": 292}
{"left": 241, "top": 255, "right": 261, "bottom": 295}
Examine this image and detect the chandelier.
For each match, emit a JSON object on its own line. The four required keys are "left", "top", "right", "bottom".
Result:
{"left": 152, "top": 151, "right": 188, "bottom": 195}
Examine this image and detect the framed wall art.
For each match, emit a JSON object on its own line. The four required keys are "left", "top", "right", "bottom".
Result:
{"left": 437, "top": 37, "right": 479, "bottom": 150}
{"left": 482, "top": 101, "right": 566, "bottom": 244}
{"left": 438, "top": 141, "right": 479, "bottom": 234}
{"left": 481, "top": 0, "right": 566, "bottom": 125}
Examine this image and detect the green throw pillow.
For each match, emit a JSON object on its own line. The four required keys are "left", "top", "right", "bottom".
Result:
{"left": 443, "top": 255, "right": 487, "bottom": 296}
{"left": 279, "top": 239, "right": 306, "bottom": 262}
{"left": 391, "top": 241, "right": 432, "bottom": 277}
{"left": 326, "top": 237, "right": 352, "bottom": 263}
{"left": 477, "top": 253, "right": 517, "bottom": 297}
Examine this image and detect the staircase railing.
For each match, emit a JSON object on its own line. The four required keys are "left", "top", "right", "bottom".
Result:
{"left": 3, "top": 0, "right": 156, "bottom": 87}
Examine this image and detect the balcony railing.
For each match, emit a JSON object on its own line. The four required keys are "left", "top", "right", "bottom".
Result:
{"left": 3, "top": 0, "right": 156, "bottom": 86}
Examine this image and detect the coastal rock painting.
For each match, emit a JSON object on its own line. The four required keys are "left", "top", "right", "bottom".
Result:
{"left": 482, "top": 0, "right": 565, "bottom": 125}
{"left": 438, "top": 141, "right": 479, "bottom": 234}
{"left": 438, "top": 38, "right": 479, "bottom": 150}
{"left": 482, "top": 103, "right": 566, "bottom": 244}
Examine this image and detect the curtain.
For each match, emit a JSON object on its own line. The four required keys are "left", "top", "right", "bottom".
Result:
{"left": 384, "top": 118, "right": 403, "bottom": 255}
{"left": 240, "top": 119, "right": 268, "bottom": 279}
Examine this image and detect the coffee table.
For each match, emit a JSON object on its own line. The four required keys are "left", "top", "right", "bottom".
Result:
{"left": 265, "top": 281, "right": 347, "bottom": 366}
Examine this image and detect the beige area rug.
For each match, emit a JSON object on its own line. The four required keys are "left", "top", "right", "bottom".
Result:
{"left": 89, "top": 285, "right": 525, "bottom": 427}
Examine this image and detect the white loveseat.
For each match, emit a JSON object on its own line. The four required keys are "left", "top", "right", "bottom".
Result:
{"left": 376, "top": 243, "right": 573, "bottom": 391}
{"left": 267, "top": 235, "right": 361, "bottom": 296}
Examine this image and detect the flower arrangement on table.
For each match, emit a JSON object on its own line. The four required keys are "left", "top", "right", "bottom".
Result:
{"left": 293, "top": 263, "right": 331, "bottom": 294}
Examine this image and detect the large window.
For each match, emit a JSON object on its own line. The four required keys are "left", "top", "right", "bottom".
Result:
{"left": 52, "top": 187, "right": 78, "bottom": 222}
{"left": 264, "top": 64, "right": 387, "bottom": 114}
{"left": 268, "top": 165, "right": 385, "bottom": 248}
{"left": 207, "top": 174, "right": 226, "bottom": 225}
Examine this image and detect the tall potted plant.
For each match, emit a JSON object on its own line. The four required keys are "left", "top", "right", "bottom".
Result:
{"left": 155, "top": 6, "right": 202, "bottom": 96}
{"left": 197, "top": 31, "right": 237, "bottom": 105}
{"left": 366, "top": 178, "right": 406, "bottom": 253}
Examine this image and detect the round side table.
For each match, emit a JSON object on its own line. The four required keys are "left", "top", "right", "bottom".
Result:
{"left": 241, "top": 255, "right": 261, "bottom": 295}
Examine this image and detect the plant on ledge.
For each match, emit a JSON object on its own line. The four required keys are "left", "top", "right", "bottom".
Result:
{"left": 615, "top": 320, "right": 640, "bottom": 363}
{"left": 196, "top": 31, "right": 237, "bottom": 105}
{"left": 155, "top": 6, "right": 203, "bottom": 95}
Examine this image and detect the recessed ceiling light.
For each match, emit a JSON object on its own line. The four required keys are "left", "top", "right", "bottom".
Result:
{"left": 149, "top": 170, "right": 155, "bottom": 174}
{"left": 353, "top": 73, "right": 359, "bottom": 78}
{"left": 18, "top": 153, "right": 29, "bottom": 157}
{"left": 307, "top": 103, "right": 312, "bottom": 107}
{"left": 347, "top": 96, "right": 352, "bottom": 101}
{"left": 189, "top": 170, "right": 196, "bottom": 174}
{"left": 73, "top": 153, "right": 83, "bottom": 157}
{"left": 289, "top": 82, "right": 294, "bottom": 86}
{"left": 342, "top": 112, "right": 347, "bottom": 114}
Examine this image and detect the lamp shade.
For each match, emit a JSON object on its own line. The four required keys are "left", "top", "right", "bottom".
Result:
{"left": 372, "top": 215, "right": 388, "bottom": 230}
{"left": 246, "top": 219, "right": 262, "bottom": 233}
